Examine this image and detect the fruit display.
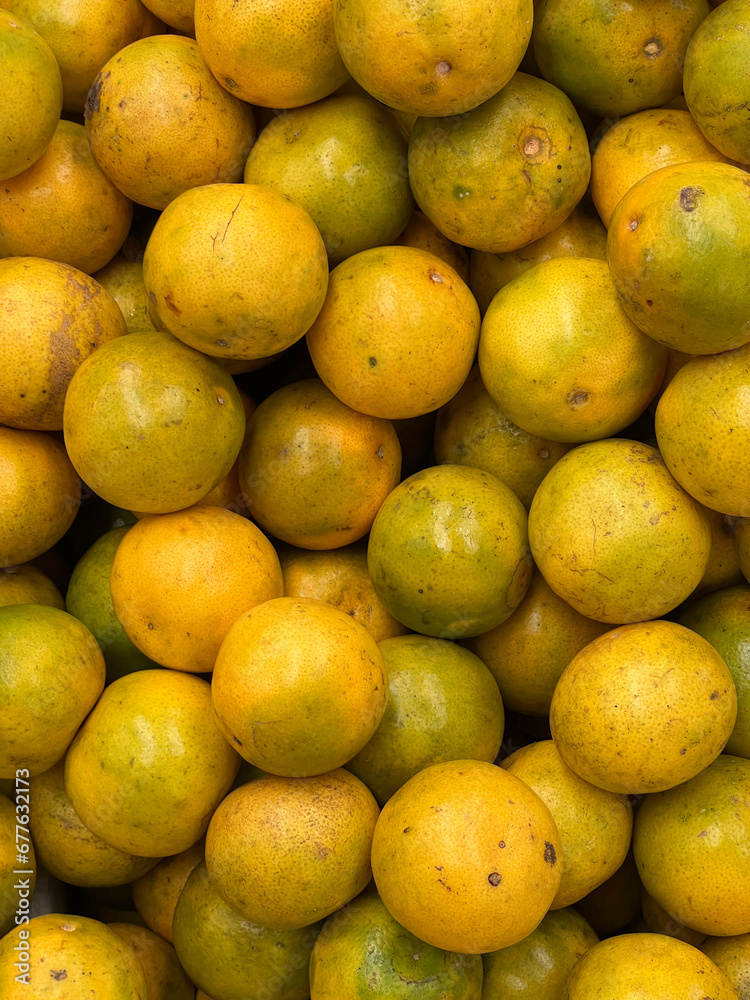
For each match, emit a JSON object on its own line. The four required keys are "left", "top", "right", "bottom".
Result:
{"left": 0, "top": 0, "right": 749, "bottom": 997}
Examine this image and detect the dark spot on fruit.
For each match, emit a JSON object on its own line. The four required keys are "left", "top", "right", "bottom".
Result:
{"left": 50, "top": 970, "right": 67, "bottom": 981}
{"left": 544, "top": 842, "right": 557, "bottom": 865}
{"left": 164, "top": 291, "right": 182, "bottom": 316}
{"left": 680, "top": 748, "right": 687, "bottom": 754}
{"left": 84, "top": 71, "right": 109, "bottom": 119}
{"left": 646, "top": 299, "right": 653, "bottom": 306}
{"left": 147, "top": 622, "right": 154, "bottom": 630}
{"left": 567, "top": 389, "right": 589, "bottom": 409}
{"left": 522, "top": 169, "right": 532, "bottom": 186}
{"left": 498, "top": 841, "right": 506, "bottom": 848}
{"left": 710, "top": 690, "right": 720, "bottom": 700}
{"left": 233, "top": 736, "right": 242, "bottom": 746}
{"left": 368, "top": 356, "right": 377, "bottom": 367}
{"left": 403, "top": 827, "right": 411, "bottom": 833}
{"left": 488, "top": 871, "right": 502, "bottom": 886}
{"left": 643, "top": 38, "right": 663, "bottom": 57}
{"left": 680, "top": 186, "right": 703, "bottom": 212}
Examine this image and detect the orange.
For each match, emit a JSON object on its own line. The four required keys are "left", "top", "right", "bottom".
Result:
{"left": 464, "top": 569, "right": 611, "bottom": 717}
{"left": 433, "top": 365, "right": 572, "bottom": 510}
{"left": 0, "top": 791, "right": 35, "bottom": 937}
{"left": 332, "top": 0, "right": 532, "bottom": 117}
{"left": 691, "top": 505, "right": 745, "bottom": 598}
{"left": 109, "top": 506, "right": 283, "bottom": 673}
{"left": 205, "top": 769, "right": 379, "bottom": 929}
{"left": 550, "top": 620, "right": 737, "bottom": 794}
{"left": 371, "top": 758, "right": 562, "bottom": 954}
{"left": 655, "top": 343, "right": 750, "bottom": 517}
{"left": 108, "top": 923, "right": 194, "bottom": 1000}
{"left": 606, "top": 161, "right": 750, "bottom": 354}
{"left": 532, "top": 0, "right": 710, "bottom": 118}
{"left": 528, "top": 438, "right": 712, "bottom": 623}
{"left": 684, "top": 0, "right": 750, "bottom": 164}
{"left": 469, "top": 204, "right": 607, "bottom": 315}
{"left": 478, "top": 257, "right": 667, "bottom": 443}
{"left": 346, "top": 634, "right": 505, "bottom": 805}
{"left": 572, "top": 849, "right": 642, "bottom": 939}
{"left": 306, "top": 245, "right": 479, "bottom": 420}
{"left": 0, "top": 120, "right": 132, "bottom": 273}
{"left": 0, "top": 913, "right": 149, "bottom": 998}
{"left": 173, "top": 860, "right": 321, "bottom": 1000}
{"left": 28, "top": 760, "right": 158, "bottom": 888}
{"left": 0, "top": 603, "right": 105, "bottom": 778}
{"left": 309, "top": 887, "right": 484, "bottom": 999}
{"left": 92, "top": 253, "right": 158, "bottom": 333}
{"left": 0, "top": 562, "right": 63, "bottom": 609}
{"left": 640, "top": 889, "right": 707, "bottom": 948}
{"left": 243, "top": 91, "right": 414, "bottom": 267}
{"left": 0, "top": 256, "right": 127, "bottom": 431}
{"left": 0, "top": 8, "right": 62, "bottom": 180}
{"left": 5, "top": 0, "right": 162, "bottom": 114}
{"left": 482, "top": 907, "right": 599, "bottom": 1000}
{"left": 560, "top": 932, "right": 737, "bottom": 1000}
{"left": 131, "top": 839, "right": 204, "bottom": 944}
{"left": 502, "top": 740, "right": 633, "bottom": 908}
{"left": 590, "top": 108, "right": 731, "bottom": 228}
{"left": 212, "top": 596, "right": 387, "bottom": 776}
{"left": 395, "top": 209, "right": 470, "bottom": 284}
{"left": 407, "top": 73, "right": 591, "bottom": 255}
{"left": 701, "top": 934, "right": 750, "bottom": 1000}
{"left": 64, "top": 668, "right": 240, "bottom": 857}
{"left": 194, "top": 0, "right": 349, "bottom": 109}
{"left": 279, "top": 541, "right": 409, "bottom": 643}
{"left": 62, "top": 330, "right": 246, "bottom": 514}
{"left": 238, "top": 379, "right": 401, "bottom": 550}
{"left": 85, "top": 34, "right": 256, "bottom": 211}
{"left": 368, "top": 464, "right": 533, "bottom": 639}
{"left": 139, "top": 0, "right": 191, "bottom": 33}
{"left": 142, "top": 183, "right": 328, "bottom": 361}
{"left": 678, "top": 584, "right": 750, "bottom": 759}
{"left": 633, "top": 754, "right": 750, "bottom": 937}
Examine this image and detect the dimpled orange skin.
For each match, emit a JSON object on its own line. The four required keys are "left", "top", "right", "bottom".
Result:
{"left": 211, "top": 596, "right": 388, "bottom": 777}
{"left": 239, "top": 379, "right": 402, "bottom": 550}
{"left": 204, "top": 769, "right": 380, "bottom": 930}
{"left": 528, "top": 438, "right": 712, "bottom": 623}
{"left": 306, "top": 245, "right": 480, "bottom": 420}
{"left": 550, "top": 620, "right": 737, "bottom": 795}
{"left": 371, "top": 758, "right": 562, "bottom": 955}
{"left": 142, "top": 183, "right": 329, "bottom": 362}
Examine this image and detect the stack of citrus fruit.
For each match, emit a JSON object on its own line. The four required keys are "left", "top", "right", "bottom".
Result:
{"left": 1, "top": 0, "right": 750, "bottom": 996}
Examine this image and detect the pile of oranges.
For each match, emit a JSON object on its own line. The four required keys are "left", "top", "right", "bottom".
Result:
{"left": 1, "top": 0, "right": 749, "bottom": 997}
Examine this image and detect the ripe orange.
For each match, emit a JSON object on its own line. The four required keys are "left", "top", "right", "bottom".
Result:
{"left": 139, "top": 0, "right": 190, "bottom": 32}
{"left": 92, "top": 253, "right": 158, "bottom": 333}
{"left": 0, "top": 562, "right": 63, "bottom": 609}
{"left": 371, "top": 758, "right": 562, "bottom": 954}
{"left": 396, "top": 209, "right": 470, "bottom": 284}
{"left": 572, "top": 849, "right": 642, "bottom": 939}
{"left": 700, "top": 934, "right": 750, "bottom": 1000}
{"left": 306, "top": 245, "right": 479, "bottom": 420}
{"left": 131, "top": 839, "right": 204, "bottom": 944}
{"left": 640, "top": 889, "right": 708, "bottom": 948}
{"left": 108, "top": 923, "right": 195, "bottom": 1000}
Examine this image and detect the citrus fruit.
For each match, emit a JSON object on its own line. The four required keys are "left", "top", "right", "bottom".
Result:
{"left": 142, "top": 182, "right": 328, "bottom": 361}
{"left": 212, "top": 596, "right": 387, "bottom": 776}
{"left": 306, "top": 245, "right": 479, "bottom": 420}
{"left": 85, "top": 34, "right": 256, "bottom": 210}
{"left": 464, "top": 568, "right": 611, "bottom": 716}
{"left": 701, "top": 933, "right": 750, "bottom": 1000}
{"left": 0, "top": 8, "right": 62, "bottom": 180}
{"left": 109, "top": 922, "right": 194, "bottom": 1000}
{"left": 692, "top": 505, "right": 745, "bottom": 598}
{"left": 0, "top": 256, "right": 127, "bottom": 431}
{"left": 371, "top": 758, "right": 562, "bottom": 954}
{"left": 678, "top": 584, "right": 750, "bottom": 759}
{"left": 0, "top": 120, "right": 132, "bottom": 273}
{"left": 243, "top": 91, "right": 414, "bottom": 267}
{"left": 478, "top": 257, "right": 667, "bottom": 443}
{"left": 528, "top": 438, "right": 712, "bottom": 623}
{"left": 309, "top": 887, "right": 484, "bottom": 1000}
{"left": 279, "top": 542, "right": 409, "bottom": 643}
{"left": 407, "top": 72, "right": 591, "bottom": 254}
{"left": 204, "top": 769, "right": 379, "bottom": 930}
{"left": 482, "top": 907, "right": 599, "bottom": 1000}
{"left": 0, "top": 563, "right": 63, "bottom": 609}
{"left": 64, "top": 668, "right": 240, "bottom": 857}
{"left": 550, "top": 619, "right": 737, "bottom": 794}
{"left": 109, "top": 506, "right": 283, "bottom": 673}
{"left": 62, "top": 330, "right": 246, "bottom": 514}
{"left": 332, "top": 0, "right": 532, "bottom": 117}
{"left": 395, "top": 209, "right": 470, "bottom": 283}
{"left": 684, "top": 0, "right": 750, "bottom": 164}
{"left": 633, "top": 754, "right": 750, "bottom": 937}
{"left": 92, "top": 253, "right": 157, "bottom": 333}
{"left": 572, "top": 849, "right": 642, "bottom": 939}
{"left": 503, "top": 739, "right": 633, "bottom": 908}
{"left": 590, "top": 108, "right": 731, "bottom": 228}
{"left": 131, "top": 839, "right": 204, "bottom": 944}
{"left": 238, "top": 378, "right": 401, "bottom": 550}
{"left": 28, "top": 760, "right": 157, "bottom": 888}
{"left": 532, "top": 0, "right": 710, "bottom": 117}
{"left": 469, "top": 203, "right": 607, "bottom": 314}
{"left": 140, "top": 0, "right": 191, "bottom": 33}
{"left": 606, "top": 161, "right": 750, "bottom": 354}
{"left": 560, "top": 932, "right": 737, "bottom": 1000}
{"left": 0, "top": 791, "right": 35, "bottom": 937}
{"left": 0, "top": 603, "right": 105, "bottom": 778}
{"left": 194, "top": 0, "right": 350, "bottom": 108}
{"left": 640, "top": 889, "right": 708, "bottom": 947}
{"left": 367, "top": 464, "right": 533, "bottom": 639}
{"left": 655, "top": 343, "right": 750, "bottom": 517}
{"left": 173, "top": 860, "right": 321, "bottom": 1000}
{"left": 0, "top": 913, "right": 149, "bottom": 998}
{"left": 346, "top": 634, "right": 505, "bottom": 805}
{"left": 433, "top": 365, "right": 572, "bottom": 510}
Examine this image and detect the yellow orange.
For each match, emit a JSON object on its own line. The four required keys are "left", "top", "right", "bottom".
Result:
{"left": 131, "top": 839, "right": 204, "bottom": 944}
{"left": 108, "top": 923, "right": 195, "bottom": 1000}
{"left": 0, "top": 563, "right": 63, "bottom": 609}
